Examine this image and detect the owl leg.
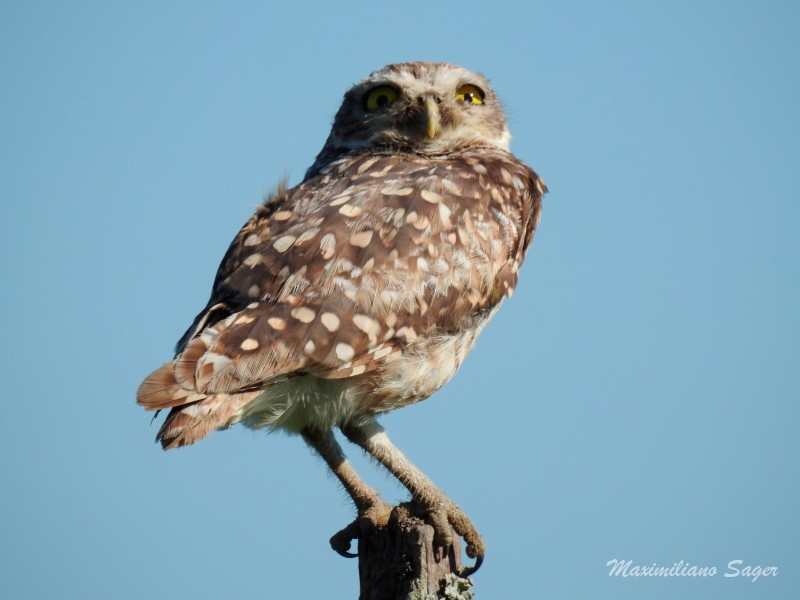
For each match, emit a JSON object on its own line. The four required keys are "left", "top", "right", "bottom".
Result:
{"left": 341, "top": 419, "right": 485, "bottom": 576}
{"left": 301, "top": 427, "right": 392, "bottom": 558}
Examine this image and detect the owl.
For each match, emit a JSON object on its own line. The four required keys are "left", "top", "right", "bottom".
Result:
{"left": 138, "top": 62, "right": 546, "bottom": 575}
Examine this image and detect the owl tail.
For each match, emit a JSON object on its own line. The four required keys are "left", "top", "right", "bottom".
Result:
{"left": 137, "top": 358, "right": 259, "bottom": 450}
{"left": 154, "top": 392, "right": 258, "bottom": 449}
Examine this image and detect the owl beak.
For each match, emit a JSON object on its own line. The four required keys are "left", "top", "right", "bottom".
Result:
{"left": 424, "top": 96, "right": 442, "bottom": 139}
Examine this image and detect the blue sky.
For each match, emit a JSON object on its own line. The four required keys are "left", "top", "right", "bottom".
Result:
{"left": 2, "top": 2, "right": 798, "bottom": 598}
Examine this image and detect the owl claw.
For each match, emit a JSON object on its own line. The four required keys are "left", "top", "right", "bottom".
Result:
{"left": 330, "top": 500, "right": 393, "bottom": 559}
{"left": 461, "top": 554, "right": 483, "bottom": 578}
{"left": 330, "top": 523, "right": 360, "bottom": 558}
{"left": 404, "top": 499, "right": 485, "bottom": 576}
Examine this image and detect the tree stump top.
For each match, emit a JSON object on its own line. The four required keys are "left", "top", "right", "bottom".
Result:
{"left": 357, "top": 505, "right": 475, "bottom": 600}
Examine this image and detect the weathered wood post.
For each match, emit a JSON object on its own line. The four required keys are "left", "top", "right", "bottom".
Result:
{"left": 356, "top": 504, "right": 476, "bottom": 600}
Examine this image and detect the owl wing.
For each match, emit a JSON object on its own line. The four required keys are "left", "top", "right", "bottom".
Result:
{"left": 138, "top": 151, "right": 545, "bottom": 410}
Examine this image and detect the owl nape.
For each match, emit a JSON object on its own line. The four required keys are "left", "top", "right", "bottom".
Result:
{"left": 137, "top": 62, "right": 545, "bottom": 579}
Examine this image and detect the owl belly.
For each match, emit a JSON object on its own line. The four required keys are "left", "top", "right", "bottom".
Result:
{"left": 365, "top": 306, "right": 500, "bottom": 413}
{"left": 234, "top": 375, "right": 371, "bottom": 433}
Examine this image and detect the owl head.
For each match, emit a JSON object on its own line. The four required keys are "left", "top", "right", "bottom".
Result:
{"left": 308, "top": 62, "right": 511, "bottom": 176}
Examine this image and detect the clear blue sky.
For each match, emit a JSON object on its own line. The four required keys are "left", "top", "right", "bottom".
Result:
{"left": 2, "top": 2, "right": 798, "bottom": 598}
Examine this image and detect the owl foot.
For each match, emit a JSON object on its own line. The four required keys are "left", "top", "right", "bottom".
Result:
{"left": 403, "top": 499, "right": 485, "bottom": 577}
{"left": 329, "top": 499, "right": 393, "bottom": 558}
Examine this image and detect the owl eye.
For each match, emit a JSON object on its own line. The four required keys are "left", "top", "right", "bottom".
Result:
{"left": 364, "top": 86, "right": 399, "bottom": 111}
{"left": 456, "top": 84, "right": 485, "bottom": 105}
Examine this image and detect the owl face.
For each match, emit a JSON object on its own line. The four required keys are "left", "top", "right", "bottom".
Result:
{"left": 325, "top": 62, "right": 511, "bottom": 157}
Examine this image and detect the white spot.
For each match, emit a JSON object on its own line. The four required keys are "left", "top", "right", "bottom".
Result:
{"left": 336, "top": 343, "right": 355, "bottom": 362}
{"left": 420, "top": 190, "right": 442, "bottom": 204}
{"left": 350, "top": 365, "right": 367, "bottom": 376}
{"left": 335, "top": 258, "right": 354, "bottom": 273}
{"left": 417, "top": 257, "right": 429, "bottom": 271}
{"left": 319, "top": 233, "right": 337, "bottom": 259}
{"left": 267, "top": 317, "right": 286, "bottom": 330}
{"left": 273, "top": 235, "right": 296, "bottom": 253}
{"left": 368, "top": 162, "right": 394, "bottom": 177}
{"left": 237, "top": 314, "right": 256, "bottom": 325}
{"left": 412, "top": 215, "right": 429, "bottom": 231}
{"left": 438, "top": 203, "right": 452, "bottom": 228}
{"left": 273, "top": 210, "right": 293, "bottom": 221}
{"left": 353, "top": 314, "right": 381, "bottom": 341}
{"left": 441, "top": 178, "right": 462, "bottom": 195}
{"left": 304, "top": 340, "right": 316, "bottom": 355}
{"left": 291, "top": 307, "right": 316, "bottom": 323}
{"left": 396, "top": 326, "right": 418, "bottom": 341}
{"left": 472, "top": 162, "right": 488, "bottom": 174}
{"left": 373, "top": 345, "right": 394, "bottom": 360}
{"left": 248, "top": 285, "right": 260, "bottom": 298}
{"left": 295, "top": 227, "right": 320, "bottom": 245}
{"left": 244, "top": 234, "right": 261, "bottom": 246}
{"left": 240, "top": 338, "right": 259, "bottom": 351}
{"left": 339, "top": 204, "right": 362, "bottom": 218}
{"left": 357, "top": 156, "right": 380, "bottom": 174}
{"left": 243, "top": 253, "right": 262, "bottom": 267}
{"left": 321, "top": 312, "right": 340, "bottom": 332}
{"left": 330, "top": 194, "right": 351, "bottom": 206}
{"left": 381, "top": 186, "right": 414, "bottom": 196}
{"left": 350, "top": 230, "right": 373, "bottom": 248}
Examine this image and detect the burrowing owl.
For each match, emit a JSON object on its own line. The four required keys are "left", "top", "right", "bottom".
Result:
{"left": 138, "top": 62, "right": 546, "bottom": 574}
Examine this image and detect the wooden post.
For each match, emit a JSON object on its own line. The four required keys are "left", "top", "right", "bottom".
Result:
{"left": 356, "top": 504, "right": 475, "bottom": 600}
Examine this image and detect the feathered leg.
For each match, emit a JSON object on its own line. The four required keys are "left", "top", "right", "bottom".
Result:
{"left": 341, "top": 419, "right": 484, "bottom": 575}
{"left": 301, "top": 427, "right": 392, "bottom": 557}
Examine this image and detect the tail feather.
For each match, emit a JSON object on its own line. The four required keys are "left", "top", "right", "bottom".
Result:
{"left": 138, "top": 350, "right": 260, "bottom": 449}
{"left": 156, "top": 391, "right": 260, "bottom": 449}
{"left": 174, "top": 335, "right": 208, "bottom": 388}
{"left": 136, "top": 360, "right": 204, "bottom": 410}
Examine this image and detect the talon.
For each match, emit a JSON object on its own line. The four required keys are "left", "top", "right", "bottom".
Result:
{"left": 329, "top": 499, "right": 392, "bottom": 559}
{"left": 406, "top": 497, "right": 485, "bottom": 573}
{"left": 330, "top": 522, "right": 360, "bottom": 558}
{"left": 460, "top": 554, "right": 484, "bottom": 577}
{"left": 335, "top": 547, "right": 358, "bottom": 559}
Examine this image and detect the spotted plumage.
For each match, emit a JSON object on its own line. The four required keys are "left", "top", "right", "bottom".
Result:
{"left": 138, "top": 62, "right": 546, "bottom": 572}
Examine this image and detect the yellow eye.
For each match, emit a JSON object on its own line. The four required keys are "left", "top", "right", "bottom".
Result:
{"left": 456, "top": 84, "right": 485, "bottom": 105}
{"left": 364, "top": 85, "right": 399, "bottom": 111}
